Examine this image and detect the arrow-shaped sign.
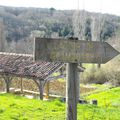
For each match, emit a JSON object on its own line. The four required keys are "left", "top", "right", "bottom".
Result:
{"left": 34, "top": 38, "right": 119, "bottom": 63}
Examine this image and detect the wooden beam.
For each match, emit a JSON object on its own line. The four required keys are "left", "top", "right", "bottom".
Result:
{"left": 33, "top": 79, "right": 44, "bottom": 100}
{"left": 20, "top": 77, "right": 23, "bottom": 93}
{"left": 2, "top": 74, "right": 13, "bottom": 93}
{"left": 46, "top": 75, "right": 65, "bottom": 81}
{"left": 0, "top": 52, "right": 33, "bottom": 57}
{"left": 39, "top": 80, "right": 44, "bottom": 100}
{"left": 45, "top": 81, "right": 50, "bottom": 99}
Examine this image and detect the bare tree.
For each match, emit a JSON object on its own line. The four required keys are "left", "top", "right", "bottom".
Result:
{"left": 107, "top": 30, "right": 120, "bottom": 51}
{"left": 91, "top": 15, "right": 105, "bottom": 67}
{"left": 5, "top": 30, "right": 46, "bottom": 54}
{"left": 73, "top": 10, "right": 88, "bottom": 40}
{"left": 73, "top": 10, "right": 106, "bottom": 42}
{"left": 0, "top": 20, "right": 6, "bottom": 52}
{"left": 91, "top": 14, "right": 105, "bottom": 41}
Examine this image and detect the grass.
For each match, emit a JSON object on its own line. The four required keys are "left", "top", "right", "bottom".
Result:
{"left": 0, "top": 87, "right": 120, "bottom": 120}
{"left": 0, "top": 94, "right": 65, "bottom": 120}
{"left": 81, "top": 83, "right": 112, "bottom": 97}
{"left": 86, "top": 87, "right": 120, "bottom": 107}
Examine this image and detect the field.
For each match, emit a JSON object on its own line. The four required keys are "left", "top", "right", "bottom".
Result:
{"left": 0, "top": 87, "right": 120, "bottom": 120}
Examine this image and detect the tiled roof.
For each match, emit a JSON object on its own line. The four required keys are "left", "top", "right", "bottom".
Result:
{"left": 0, "top": 52, "right": 64, "bottom": 80}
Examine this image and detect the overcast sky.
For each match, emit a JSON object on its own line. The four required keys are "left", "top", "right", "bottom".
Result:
{"left": 0, "top": 0, "right": 120, "bottom": 16}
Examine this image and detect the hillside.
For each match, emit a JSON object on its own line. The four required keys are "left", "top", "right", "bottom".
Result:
{"left": 0, "top": 6, "right": 120, "bottom": 53}
{"left": 0, "top": 6, "right": 74, "bottom": 42}
{"left": 0, "top": 6, "right": 120, "bottom": 41}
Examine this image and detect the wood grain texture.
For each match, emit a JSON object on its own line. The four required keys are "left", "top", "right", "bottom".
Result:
{"left": 66, "top": 63, "right": 78, "bottom": 120}
{"left": 34, "top": 38, "right": 119, "bottom": 63}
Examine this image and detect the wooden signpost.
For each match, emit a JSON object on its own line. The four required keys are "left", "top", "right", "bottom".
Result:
{"left": 34, "top": 38, "right": 119, "bottom": 64}
{"left": 34, "top": 38, "right": 119, "bottom": 120}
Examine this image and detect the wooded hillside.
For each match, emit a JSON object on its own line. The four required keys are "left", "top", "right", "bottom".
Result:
{"left": 0, "top": 6, "right": 120, "bottom": 53}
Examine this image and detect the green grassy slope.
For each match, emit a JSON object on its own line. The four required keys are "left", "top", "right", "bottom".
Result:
{"left": 0, "top": 87, "right": 120, "bottom": 120}
{"left": 87, "top": 87, "right": 120, "bottom": 106}
{"left": 0, "top": 94, "right": 65, "bottom": 120}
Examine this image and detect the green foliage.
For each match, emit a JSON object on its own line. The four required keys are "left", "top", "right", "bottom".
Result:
{"left": 81, "top": 58, "right": 120, "bottom": 86}
{"left": 103, "top": 58, "right": 120, "bottom": 86}
{"left": 100, "top": 21, "right": 117, "bottom": 41}
{"left": 49, "top": 7, "right": 56, "bottom": 16}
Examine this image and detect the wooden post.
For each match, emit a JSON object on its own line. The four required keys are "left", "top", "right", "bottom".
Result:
{"left": 20, "top": 77, "right": 23, "bottom": 93}
{"left": 45, "top": 81, "right": 50, "bottom": 99}
{"left": 97, "top": 64, "right": 101, "bottom": 68}
{"left": 3, "top": 75, "right": 12, "bottom": 93}
{"left": 66, "top": 63, "right": 78, "bottom": 120}
{"left": 5, "top": 79, "right": 10, "bottom": 93}
{"left": 76, "top": 71, "right": 80, "bottom": 102}
{"left": 39, "top": 80, "right": 44, "bottom": 100}
{"left": 33, "top": 79, "right": 44, "bottom": 100}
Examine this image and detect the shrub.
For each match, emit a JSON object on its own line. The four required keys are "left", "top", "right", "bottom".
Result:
{"left": 81, "top": 65, "right": 107, "bottom": 84}
{"left": 81, "top": 57, "right": 120, "bottom": 86}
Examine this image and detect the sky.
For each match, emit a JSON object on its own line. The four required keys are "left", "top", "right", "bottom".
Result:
{"left": 0, "top": 0, "right": 120, "bottom": 16}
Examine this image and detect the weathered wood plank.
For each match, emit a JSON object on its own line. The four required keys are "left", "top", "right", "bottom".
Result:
{"left": 34, "top": 38, "right": 119, "bottom": 63}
